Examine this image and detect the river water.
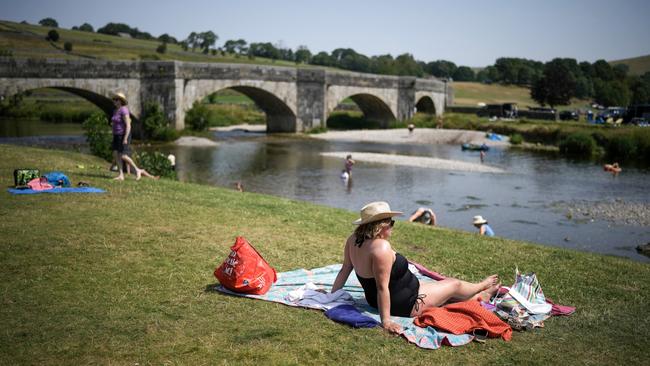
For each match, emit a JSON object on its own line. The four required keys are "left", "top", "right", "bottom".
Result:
{"left": 2, "top": 119, "right": 649, "bottom": 262}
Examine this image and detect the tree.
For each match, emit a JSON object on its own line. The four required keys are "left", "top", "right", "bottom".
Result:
{"left": 370, "top": 54, "right": 396, "bottom": 75}
{"left": 530, "top": 58, "right": 577, "bottom": 107}
{"left": 199, "top": 31, "right": 218, "bottom": 54}
{"left": 47, "top": 29, "right": 60, "bottom": 42}
{"left": 78, "top": 23, "right": 94, "bottom": 32}
{"left": 393, "top": 53, "right": 423, "bottom": 76}
{"left": 593, "top": 79, "right": 630, "bottom": 107}
{"left": 630, "top": 72, "right": 650, "bottom": 105}
{"left": 158, "top": 33, "right": 177, "bottom": 44}
{"left": 294, "top": 45, "right": 312, "bottom": 64}
{"left": 593, "top": 59, "right": 614, "bottom": 81}
{"left": 185, "top": 32, "right": 198, "bottom": 51}
{"left": 311, "top": 51, "right": 333, "bottom": 67}
{"left": 453, "top": 66, "right": 475, "bottom": 81}
{"left": 612, "top": 64, "right": 629, "bottom": 81}
{"left": 425, "top": 60, "right": 457, "bottom": 78}
{"left": 64, "top": 42, "right": 73, "bottom": 52}
{"left": 39, "top": 18, "right": 58, "bottom": 27}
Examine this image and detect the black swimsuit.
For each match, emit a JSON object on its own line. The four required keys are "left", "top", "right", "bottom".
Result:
{"left": 356, "top": 253, "right": 420, "bottom": 317}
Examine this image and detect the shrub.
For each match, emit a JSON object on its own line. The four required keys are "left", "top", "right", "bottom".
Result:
{"left": 39, "top": 18, "right": 58, "bottom": 27}
{"left": 141, "top": 101, "right": 177, "bottom": 141}
{"left": 47, "top": 29, "right": 60, "bottom": 42}
{"left": 185, "top": 101, "right": 210, "bottom": 131}
{"left": 606, "top": 135, "right": 637, "bottom": 161}
{"left": 156, "top": 42, "right": 167, "bottom": 54}
{"left": 510, "top": 133, "right": 523, "bottom": 145}
{"left": 64, "top": 42, "right": 73, "bottom": 52}
{"left": 82, "top": 112, "right": 112, "bottom": 161}
{"left": 307, "top": 126, "right": 328, "bottom": 134}
{"left": 559, "top": 132, "right": 596, "bottom": 157}
{"left": 0, "top": 49, "right": 13, "bottom": 57}
{"left": 133, "top": 151, "right": 175, "bottom": 179}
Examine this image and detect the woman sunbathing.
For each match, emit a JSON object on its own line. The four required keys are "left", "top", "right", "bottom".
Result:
{"left": 331, "top": 201, "right": 500, "bottom": 334}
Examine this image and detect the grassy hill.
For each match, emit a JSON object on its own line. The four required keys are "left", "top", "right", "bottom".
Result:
{"left": 610, "top": 54, "right": 650, "bottom": 76}
{"left": 451, "top": 82, "right": 591, "bottom": 110}
{"left": 0, "top": 19, "right": 307, "bottom": 67}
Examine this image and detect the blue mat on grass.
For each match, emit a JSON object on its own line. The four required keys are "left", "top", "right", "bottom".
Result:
{"left": 8, "top": 187, "right": 106, "bottom": 195}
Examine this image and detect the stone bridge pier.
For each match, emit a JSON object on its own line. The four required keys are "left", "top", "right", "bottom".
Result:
{"left": 0, "top": 58, "right": 452, "bottom": 133}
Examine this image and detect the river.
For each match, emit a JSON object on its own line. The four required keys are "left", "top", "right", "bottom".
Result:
{"left": 2, "top": 119, "right": 649, "bottom": 262}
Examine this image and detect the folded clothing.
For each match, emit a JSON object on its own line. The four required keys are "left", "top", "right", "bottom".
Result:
{"left": 414, "top": 299, "right": 512, "bottom": 341}
{"left": 325, "top": 304, "right": 380, "bottom": 328}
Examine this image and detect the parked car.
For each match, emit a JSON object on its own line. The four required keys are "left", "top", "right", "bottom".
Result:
{"left": 559, "top": 110, "right": 579, "bottom": 121}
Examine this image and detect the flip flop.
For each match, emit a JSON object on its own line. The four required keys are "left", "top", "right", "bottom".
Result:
{"left": 472, "top": 329, "right": 488, "bottom": 343}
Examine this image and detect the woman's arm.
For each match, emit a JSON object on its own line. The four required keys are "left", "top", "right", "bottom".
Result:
{"left": 123, "top": 111, "right": 131, "bottom": 144}
{"left": 428, "top": 209, "right": 437, "bottom": 226}
{"left": 372, "top": 242, "right": 401, "bottom": 334}
{"left": 479, "top": 225, "right": 486, "bottom": 235}
{"left": 408, "top": 208, "right": 423, "bottom": 222}
{"left": 331, "top": 238, "right": 353, "bottom": 293}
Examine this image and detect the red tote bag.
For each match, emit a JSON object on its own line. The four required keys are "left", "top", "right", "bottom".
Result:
{"left": 214, "top": 236, "right": 277, "bottom": 295}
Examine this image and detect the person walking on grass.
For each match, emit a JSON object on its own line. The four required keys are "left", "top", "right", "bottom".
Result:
{"left": 331, "top": 201, "right": 500, "bottom": 335}
{"left": 110, "top": 92, "right": 143, "bottom": 181}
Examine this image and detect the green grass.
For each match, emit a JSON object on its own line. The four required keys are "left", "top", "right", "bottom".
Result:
{"left": 452, "top": 82, "right": 591, "bottom": 111}
{"left": 0, "top": 143, "right": 648, "bottom": 365}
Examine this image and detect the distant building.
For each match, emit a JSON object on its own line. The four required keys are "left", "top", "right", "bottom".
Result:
{"left": 117, "top": 32, "right": 132, "bottom": 38}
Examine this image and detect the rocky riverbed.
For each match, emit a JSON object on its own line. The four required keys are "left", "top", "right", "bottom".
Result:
{"left": 553, "top": 199, "right": 650, "bottom": 227}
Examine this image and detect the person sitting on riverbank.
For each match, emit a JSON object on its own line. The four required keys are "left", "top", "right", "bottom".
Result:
{"left": 472, "top": 215, "right": 495, "bottom": 237}
{"left": 603, "top": 162, "right": 622, "bottom": 176}
{"left": 331, "top": 201, "right": 500, "bottom": 334}
{"left": 408, "top": 207, "right": 437, "bottom": 226}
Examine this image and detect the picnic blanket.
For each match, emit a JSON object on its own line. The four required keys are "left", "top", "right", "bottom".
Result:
{"left": 8, "top": 187, "right": 106, "bottom": 195}
{"left": 216, "top": 263, "right": 475, "bottom": 349}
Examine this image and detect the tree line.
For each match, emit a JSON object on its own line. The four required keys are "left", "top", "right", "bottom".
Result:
{"left": 36, "top": 18, "right": 650, "bottom": 108}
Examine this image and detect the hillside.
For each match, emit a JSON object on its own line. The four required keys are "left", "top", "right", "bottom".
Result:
{"left": 451, "top": 81, "right": 590, "bottom": 110}
{"left": 0, "top": 20, "right": 307, "bottom": 68}
{"left": 609, "top": 54, "right": 650, "bottom": 76}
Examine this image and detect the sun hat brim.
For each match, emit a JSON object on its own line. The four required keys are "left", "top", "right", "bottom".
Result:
{"left": 353, "top": 211, "right": 403, "bottom": 225}
{"left": 112, "top": 93, "right": 128, "bottom": 105}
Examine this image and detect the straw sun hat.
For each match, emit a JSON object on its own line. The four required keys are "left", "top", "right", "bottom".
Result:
{"left": 472, "top": 215, "right": 488, "bottom": 225}
{"left": 353, "top": 201, "right": 403, "bottom": 225}
{"left": 112, "top": 92, "right": 128, "bottom": 105}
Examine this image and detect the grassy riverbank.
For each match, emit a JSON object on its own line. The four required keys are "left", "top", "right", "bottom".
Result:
{"left": 1, "top": 144, "right": 648, "bottom": 365}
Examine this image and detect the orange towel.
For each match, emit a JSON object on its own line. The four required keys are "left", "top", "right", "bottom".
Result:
{"left": 414, "top": 299, "right": 512, "bottom": 341}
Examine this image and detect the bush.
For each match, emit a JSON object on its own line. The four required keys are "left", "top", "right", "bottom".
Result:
{"left": 64, "top": 42, "right": 73, "bottom": 52}
{"left": 509, "top": 133, "right": 523, "bottom": 145}
{"left": 156, "top": 43, "right": 167, "bottom": 54}
{"left": 82, "top": 112, "right": 112, "bottom": 161}
{"left": 0, "top": 49, "right": 13, "bottom": 57}
{"left": 141, "top": 101, "right": 177, "bottom": 141}
{"left": 133, "top": 151, "right": 175, "bottom": 179}
{"left": 185, "top": 101, "right": 210, "bottom": 131}
{"left": 39, "top": 18, "right": 58, "bottom": 27}
{"left": 47, "top": 29, "right": 60, "bottom": 42}
{"left": 606, "top": 135, "right": 637, "bottom": 161}
{"left": 307, "top": 126, "right": 328, "bottom": 134}
{"left": 559, "top": 132, "right": 596, "bottom": 157}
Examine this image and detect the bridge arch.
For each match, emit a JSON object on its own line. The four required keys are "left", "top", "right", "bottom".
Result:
{"left": 0, "top": 78, "right": 141, "bottom": 117}
{"left": 326, "top": 87, "right": 397, "bottom": 127}
{"left": 182, "top": 79, "right": 297, "bottom": 132}
{"left": 415, "top": 91, "right": 444, "bottom": 116}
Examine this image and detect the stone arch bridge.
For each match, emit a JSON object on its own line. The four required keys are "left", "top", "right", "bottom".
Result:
{"left": 0, "top": 58, "right": 452, "bottom": 132}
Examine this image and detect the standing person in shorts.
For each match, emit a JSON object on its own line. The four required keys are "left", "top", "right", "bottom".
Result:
{"left": 111, "top": 92, "right": 143, "bottom": 180}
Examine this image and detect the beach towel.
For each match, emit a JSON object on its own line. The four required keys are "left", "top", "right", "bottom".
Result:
{"left": 215, "top": 263, "right": 475, "bottom": 349}
{"left": 8, "top": 187, "right": 106, "bottom": 195}
{"left": 414, "top": 299, "right": 512, "bottom": 341}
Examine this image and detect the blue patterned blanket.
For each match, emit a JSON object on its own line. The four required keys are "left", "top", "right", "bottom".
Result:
{"left": 216, "top": 263, "right": 474, "bottom": 349}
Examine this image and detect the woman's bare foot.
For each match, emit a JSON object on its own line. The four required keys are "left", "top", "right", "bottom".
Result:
{"left": 479, "top": 274, "right": 499, "bottom": 290}
{"left": 135, "top": 169, "right": 142, "bottom": 181}
{"left": 476, "top": 282, "right": 501, "bottom": 302}
{"left": 113, "top": 176, "right": 124, "bottom": 181}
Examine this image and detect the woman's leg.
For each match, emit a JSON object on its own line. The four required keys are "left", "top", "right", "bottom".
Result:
{"left": 121, "top": 155, "right": 142, "bottom": 180}
{"left": 410, "top": 275, "right": 499, "bottom": 316}
{"left": 113, "top": 150, "right": 124, "bottom": 180}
